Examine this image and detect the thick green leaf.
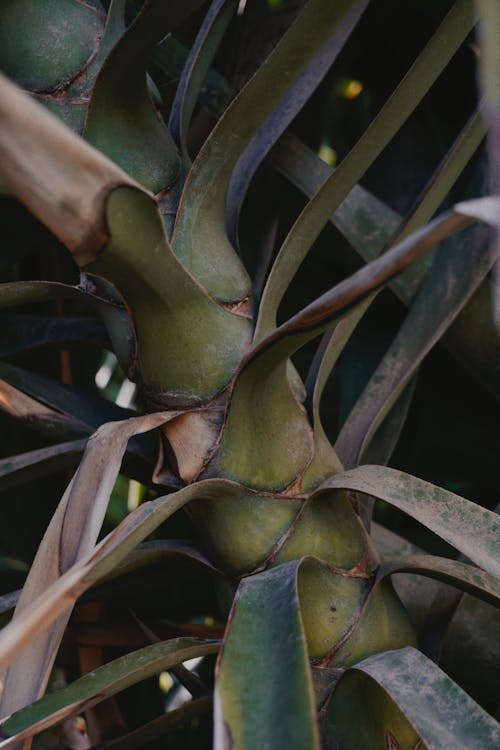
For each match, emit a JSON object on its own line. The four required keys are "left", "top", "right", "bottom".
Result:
{"left": 0, "top": 638, "right": 218, "bottom": 747}
{"left": 35, "top": 0, "right": 129, "bottom": 132}
{"left": 0, "top": 78, "right": 244, "bottom": 406}
{"left": 215, "top": 560, "right": 320, "bottom": 750}
{"left": 325, "top": 647, "right": 500, "bottom": 749}
{"left": 216, "top": 204, "right": 479, "bottom": 491}
{"left": 84, "top": 0, "right": 207, "bottom": 191}
{"left": 88, "top": 186, "right": 252, "bottom": 408}
{"left": 256, "top": 0, "right": 475, "bottom": 339}
{"left": 319, "top": 466, "right": 500, "bottom": 577}
{"left": 216, "top": 556, "right": 415, "bottom": 748}
{"left": 213, "top": 350, "right": 313, "bottom": 490}
{"left": 0, "top": 73, "right": 251, "bottom": 408}
{"left": 173, "top": 0, "right": 365, "bottom": 302}
{"left": 0, "top": 0, "right": 104, "bottom": 93}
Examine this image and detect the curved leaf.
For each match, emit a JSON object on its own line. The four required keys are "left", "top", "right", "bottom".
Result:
{"left": 377, "top": 555, "right": 500, "bottom": 608}
{"left": 0, "top": 638, "right": 218, "bottom": 748}
{"left": 335, "top": 222, "right": 494, "bottom": 469}
{"left": 248, "top": 207, "right": 474, "bottom": 369}
{"left": 0, "top": 439, "right": 87, "bottom": 492}
{"left": 88, "top": 186, "right": 252, "bottom": 408}
{"left": 0, "top": 0, "right": 104, "bottom": 93}
{"left": 226, "top": 0, "right": 369, "bottom": 245}
{"left": 325, "top": 647, "right": 500, "bottom": 749}
{"left": 0, "top": 477, "right": 248, "bottom": 677}
{"left": 87, "top": 695, "right": 212, "bottom": 750}
{"left": 0, "top": 278, "right": 135, "bottom": 374}
{"left": 0, "top": 412, "right": 182, "bottom": 718}
{"left": 0, "top": 68, "right": 246, "bottom": 403}
{"left": 216, "top": 202, "right": 482, "bottom": 491}
{"left": 272, "top": 132, "right": 500, "bottom": 400}
{"left": 0, "top": 314, "right": 107, "bottom": 358}
{"left": 152, "top": 35, "right": 230, "bottom": 118}
{"left": 0, "top": 362, "right": 135, "bottom": 430}
{"left": 110, "top": 539, "right": 221, "bottom": 580}
{"left": 440, "top": 594, "right": 500, "bottom": 712}
{"left": 319, "top": 465, "right": 500, "bottom": 578}
{"left": 84, "top": 0, "right": 207, "bottom": 191}
{"left": 173, "top": 0, "right": 363, "bottom": 302}
{"left": 0, "top": 377, "right": 91, "bottom": 441}
{"left": 255, "top": 0, "right": 475, "bottom": 339}
{"left": 169, "top": 0, "right": 239, "bottom": 162}
{"left": 0, "top": 75, "right": 252, "bottom": 407}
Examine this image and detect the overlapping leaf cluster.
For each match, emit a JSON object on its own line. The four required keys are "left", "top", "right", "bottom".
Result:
{"left": 0, "top": 1, "right": 498, "bottom": 748}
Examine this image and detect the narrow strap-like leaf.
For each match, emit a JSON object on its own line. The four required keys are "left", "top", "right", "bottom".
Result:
{"left": 0, "top": 639, "right": 218, "bottom": 749}
{"left": 172, "top": 0, "right": 362, "bottom": 302}
{"left": 475, "top": 0, "right": 500, "bottom": 322}
{"left": 225, "top": 0, "right": 369, "bottom": 245}
{"left": 0, "top": 412, "right": 182, "bottom": 718}
{"left": 377, "top": 555, "right": 500, "bottom": 608}
{"left": 336, "top": 109, "right": 486, "bottom": 467}
{"left": 0, "top": 478, "right": 250, "bottom": 677}
{"left": 255, "top": 0, "right": 475, "bottom": 339}
{"left": 92, "top": 696, "right": 213, "bottom": 750}
{"left": 318, "top": 465, "right": 500, "bottom": 578}
{"left": 0, "top": 377, "right": 91, "bottom": 441}
{"left": 246, "top": 206, "right": 476, "bottom": 370}
{"left": 325, "top": 647, "right": 500, "bottom": 749}
{"left": 0, "top": 362, "right": 135, "bottom": 430}
{"left": 271, "top": 133, "right": 500, "bottom": 400}
{"left": 0, "top": 278, "right": 135, "bottom": 374}
{"left": 216, "top": 201, "right": 484, "bottom": 491}
{"left": 335, "top": 222, "right": 494, "bottom": 469}
{"left": 0, "top": 440, "right": 87, "bottom": 493}
{"left": 169, "top": 0, "right": 239, "bottom": 161}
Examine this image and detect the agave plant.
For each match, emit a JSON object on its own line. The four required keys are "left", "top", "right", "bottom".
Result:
{"left": 0, "top": 0, "right": 499, "bottom": 747}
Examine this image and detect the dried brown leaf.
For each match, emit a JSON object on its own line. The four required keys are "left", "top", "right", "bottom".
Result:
{"left": 0, "top": 72, "right": 136, "bottom": 265}
{"left": 0, "top": 412, "right": 180, "bottom": 721}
